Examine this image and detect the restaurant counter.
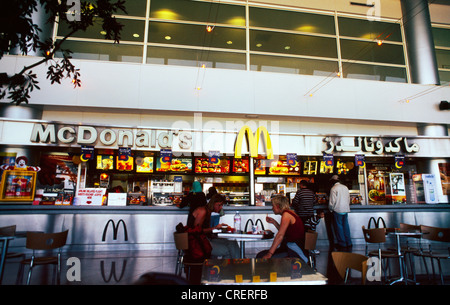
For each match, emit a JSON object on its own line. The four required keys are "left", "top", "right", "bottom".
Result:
{"left": 0, "top": 203, "right": 448, "bottom": 252}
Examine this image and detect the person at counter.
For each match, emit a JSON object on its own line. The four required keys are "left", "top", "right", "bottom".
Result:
{"left": 328, "top": 175, "right": 352, "bottom": 251}
{"left": 188, "top": 193, "right": 240, "bottom": 259}
{"left": 257, "top": 195, "right": 308, "bottom": 262}
{"left": 291, "top": 180, "right": 316, "bottom": 224}
{"left": 179, "top": 181, "right": 207, "bottom": 212}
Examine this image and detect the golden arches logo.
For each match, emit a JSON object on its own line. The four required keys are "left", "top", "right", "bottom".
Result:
{"left": 234, "top": 125, "right": 274, "bottom": 159}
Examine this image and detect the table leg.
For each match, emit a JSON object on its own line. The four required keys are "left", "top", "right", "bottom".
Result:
{"left": 0, "top": 239, "right": 10, "bottom": 285}
{"left": 239, "top": 241, "right": 245, "bottom": 259}
{"left": 390, "top": 234, "right": 408, "bottom": 285}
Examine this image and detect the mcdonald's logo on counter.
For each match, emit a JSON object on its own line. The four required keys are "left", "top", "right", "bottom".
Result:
{"left": 234, "top": 125, "right": 274, "bottom": 159}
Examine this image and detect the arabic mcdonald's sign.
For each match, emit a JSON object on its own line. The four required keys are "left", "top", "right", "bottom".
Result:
{"left": 234, "top": 125, "right": 274, "bottom": 159}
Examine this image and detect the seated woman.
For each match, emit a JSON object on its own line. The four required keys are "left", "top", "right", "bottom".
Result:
{"left": 257, "top": 195, "right": 308, "bottom": 262}
{"left": 188, "top": 193, "right": 240, "bottom": 259}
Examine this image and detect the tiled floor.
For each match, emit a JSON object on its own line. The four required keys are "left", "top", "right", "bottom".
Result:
{"left": 1, "top": 244, "right": 448, "bottom": 285}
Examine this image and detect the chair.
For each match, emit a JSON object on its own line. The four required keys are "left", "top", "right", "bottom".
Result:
{"left": 0, "top": 225, "right": 25, "bottom": 260}
{"left": 332, "top": 252, "right": 369, "bottom": 284}
{"left": 415, "top": 225, "right": 450, "bottom": 285}
{"left": 304, "top": 231, "right": 318, "bottom": 270}
{"left": 16, "top": 230, "right": 68, "bottom": 285}
{"left": 362, "top": 225, "right": 403, "bottom": 283}
{"left": 173, "top": 232, "right": 204, "bottom": 284}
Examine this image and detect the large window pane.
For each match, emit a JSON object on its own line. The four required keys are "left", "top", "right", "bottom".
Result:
{"left": 343, "top": 63, "right": 407, "bottom": 83}
{"left": 147, "top": 46, "right": 246, "bottom": 70}
{"left": 120, "top": 0, "right": 148, "bottom": 17}
{"left": 433, "top": 27, "right": 450, "bottom": 48}
{"left": 340, "top": 39, "right": 404, "bottom": 65}
{"left": 436, "top": 49, "right": 450, "bottom": 69}
{"left": 149, "top": 22, "right": 245, "bottom": 50}
{"left": 55, "top": 40, "right": 143, "bottom": 63}
{"left": 250, "top": 30, "right": 337, "bottom": 58}
{"left": 150, "top": 0, "right": 245, "bottom": 26}
{"left": 58, "top": 18, "right": 145, "bottom": 42}
{"left": 439, "top": 71, "right": 450, "bottom": 85}
{"left": 250, "top": 7, "right": 335, "bottom": 35}
{"left": 338, "top": 17, "right": 402, "bottom": 42}
{"left": 250, "top": 55, "right": 338, "bottom": 76}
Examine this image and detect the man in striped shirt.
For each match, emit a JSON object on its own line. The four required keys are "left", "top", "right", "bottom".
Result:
{"left": 292, "top": 180, "right": 316, "bottom": 224}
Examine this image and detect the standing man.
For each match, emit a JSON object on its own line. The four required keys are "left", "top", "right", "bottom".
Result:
{"left": 328, "top": 175, "right": 352, "bottom": 251}
{"left": 292, "top": 180, "right": 316, "bottom": 225}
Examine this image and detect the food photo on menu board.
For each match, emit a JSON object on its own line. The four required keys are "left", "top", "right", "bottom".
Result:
{"left": 232, "top": 158, "right": 249, "bottom": 173}
{"left": 268, "top": 160, "right": 300, "bottom": 175}
{"left": 136, "top": 156, "right": 154, "bottom": 173}
{"left": 156, "top": 157, "right": 192, "bottom": 172}
{"left": 116, "top": 156, "right": 133, "bottom": 171}
{"left": 96, "top": 155, "right": 114, "bottom": 170}
{"left": 194, "top": 158, "right": 230, "bottom": 174}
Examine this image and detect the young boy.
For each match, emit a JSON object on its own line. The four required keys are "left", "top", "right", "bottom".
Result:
{"left": 304, "top": 209, "right": 324, "bottom": 232}
{"left": 304, "top": 210, "right": 325, "bottom": 254}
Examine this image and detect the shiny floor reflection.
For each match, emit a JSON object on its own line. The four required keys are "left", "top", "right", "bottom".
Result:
{"left": 2, "top": 244, "right": 448, "bottom": 285}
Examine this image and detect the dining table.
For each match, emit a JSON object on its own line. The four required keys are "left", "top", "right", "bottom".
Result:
{"left": 387, "top": 229, "right": 424, "bottom": 285}
{"left": 0, "top": 235, "right": 15, "bottom": 284}
{"left": 214, "top": 231, "right": 273, "bottom": 259}
{"left": 201, "top": 257, "right": 327, "bottom": 285}
{"left": 0, "top": 231, "right": 37, "bottom": 285}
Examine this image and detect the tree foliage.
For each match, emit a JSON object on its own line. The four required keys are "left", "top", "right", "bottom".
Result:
{"left": 0, "top": 0, "right": 126, "bottom": 105}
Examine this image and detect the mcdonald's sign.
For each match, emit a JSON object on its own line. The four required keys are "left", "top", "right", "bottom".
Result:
{"left": 234, "top": 125, "right": 274, "bottom": 159}
{"left": 102, "top": 219, "right": 128, "bottom": 242}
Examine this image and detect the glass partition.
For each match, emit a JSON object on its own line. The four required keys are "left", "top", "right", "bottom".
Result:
{"left": 250, "top": 7, "right": 335, "bottom": 35}
{"left": 150, "top": 0, "right": 245, "bottom": 26}
{"left": 343, "top": 63, "right": 407, "bottom": 83}
{"left": 338, "top": 17, "right": 402, "bottom": 42}
{"left": 148, "top": 22, "right": 246, "bottom": 50}
{"left": 58, "top": 18, "right": 145, "bottom": 42}
{"left": 250, "top": 30, "right": 337, "bottom": 58}
{"left": 250, "top": 55, "right": 338, "bottom": 76}
{"left": 55, "top": 40, "right": 143, "bottom": 63}
{"left": 340, "top": 39, "right": 405, "bottom": 65}
{"left": 147, "top": 46, "right": 246, "bottom": 70}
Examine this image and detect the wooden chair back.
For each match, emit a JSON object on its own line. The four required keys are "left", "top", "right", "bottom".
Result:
{"left": 174, "top": 232, "right": 189, "bottom": 250}
{"left": 332, "top": 251, "right": 369, "bottom": 285}
{"left": 305, "top": 231, "right": 318, "bottom": 251}
{"left": 0, "top": 225, "right": 16, "bottom": 237}
{"left": 420, "top": 225, "right": 450, "bottom": 243}
{"left": 362, "top": 226, "right": 386, "bottom": 243}
{"left": 400, "top": 223, "right": 421, "bottom": 231}
{"left": 25, "top": 230, "right": 68, "bottom": 250}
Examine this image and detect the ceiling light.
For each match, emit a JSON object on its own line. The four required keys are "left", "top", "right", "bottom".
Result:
{"left": 133, "top": 33, "right": 140, "bottom": 38}
{"left": 165, "top": 35, "right": 172, "bottom": 40}
{"left": 206, "top": 25, "right": 214, "bottom": 32}
{"left": 284, "top": 46, "right": 291, "bottom": 50}
{"left": 377, "top": 40, "right": 383, "bottom": 46}
{"left": 256, "top": 43, "right": 262, "bottom": 48}
{"left": 100, "top": 31, "right": 107, "bottom": 35}
{"left": 226, "top": 41, "right": 233, "bottom": 45}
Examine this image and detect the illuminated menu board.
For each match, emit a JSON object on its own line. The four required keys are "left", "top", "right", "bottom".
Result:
{"left": 194, "top": 158, "right": 230, "bottom": 174}
{"left": 156, "top": 158, "right": 192, "bottom": 172}
{"left": 96, "top": 155, "right": 114, "bottom": 170}
{"left": 136, "top": 157, "right": 154, "bottom": 173}
{"left": 116, "top": 156, "right": 134, "bottom": 171}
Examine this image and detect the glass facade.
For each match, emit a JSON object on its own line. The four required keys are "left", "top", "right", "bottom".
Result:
{"left": 433, "top": 26, "right": 450, "bottom": 85}
{"left": 52, "top": 0, "right": 410, "bottom": 83}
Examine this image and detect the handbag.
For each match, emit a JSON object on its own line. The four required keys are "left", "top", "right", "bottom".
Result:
{"left": 185, "top": 225, "right": 212, "bottom": 260}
